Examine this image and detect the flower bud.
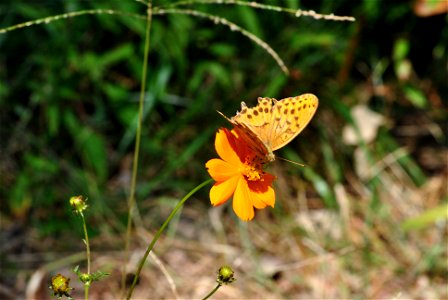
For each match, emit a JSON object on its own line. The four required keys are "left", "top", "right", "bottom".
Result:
{"left": 217, "top": 265, "right": 235, "bottom": 285}
{"left": 69, "top": 195, "right": 88, "bottom": 214}
{"left": 80, "top": 273, "right": 92, "bottom": 286}
{"left": 50, "top": 273, "right": 72, "bottom": 299}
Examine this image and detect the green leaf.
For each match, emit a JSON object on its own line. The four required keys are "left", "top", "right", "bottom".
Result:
{"left": 377, "top": 130, "right": 427, "bottom": 186}
{"left": 91, "top": 270, "right": 110, "bottom": 282}
{"left": 188, "top": 62, "right": 230, "bottom": 92}
{"left": 78, "top": 128, "right": 108, "bottom": 182}
{"left": 24, "top": 154, "right": 58, "bottom": 174}
{"left": 263, "top": 75, "right": 287, "bottom": 97}
{"left": 100, "top": 43, "right": 134, "bottom": 67}
{"left": 209, "top": 43, "right": 236, "bottom": 58}
{"left": 63, "top": 111, "right": 108, "bottom": 182}
{"left": 402, "top": 203, "right": 448, "bottom": 231}
{"left": 9, "top": 173, "right": 32, "bottom": 215}
{"left": 404, "top": 84, "right": 427, "bottom": 108}
{"left": 393, "top": 38, "right": 409, "bottom": 61}
{"left": 237, "top": 6, "right": 263, "bottom": 38}
{"left": 47, "top": 105, "right": 60, "bottom": 137}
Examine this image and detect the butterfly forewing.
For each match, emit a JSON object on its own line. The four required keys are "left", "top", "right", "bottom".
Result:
{"left": 268, "top": 94, "right": 318, "bottom": 151}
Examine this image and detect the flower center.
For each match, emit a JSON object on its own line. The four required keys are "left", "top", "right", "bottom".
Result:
{"left": 241, "top": 157, "right": 263, "bottom": 181}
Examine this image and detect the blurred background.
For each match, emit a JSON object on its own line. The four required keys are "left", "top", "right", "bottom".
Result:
{"left": 0, "top": 0, "right": 447, "bottom": 299}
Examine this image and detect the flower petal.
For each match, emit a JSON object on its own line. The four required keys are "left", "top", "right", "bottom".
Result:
{"left": 206, "top": 158, "right": 240, "bottom": 182}
{"left": 251, "top": 184, "right": 275, "bottom": 208}
{"left": 215, "top": 129, "right": 241, "bottom": 165}
{"left": 247, "top": 173, "right": 276, "bottom": 208}
{"left": 250, "top": 195, "right": 267, "bottom": 209}
{"left": 232, "top": 177, "right": 255, "bottom": 221}
{"left": 210, "top": 175, "right": 240, "bottom": 206}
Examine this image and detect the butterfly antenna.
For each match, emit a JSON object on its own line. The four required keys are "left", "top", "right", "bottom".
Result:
{"left": 217, "top": 110, "right": 232, "bottom": 122}
{"left": 277, "top": 156, "right": 306, "bottom": 167}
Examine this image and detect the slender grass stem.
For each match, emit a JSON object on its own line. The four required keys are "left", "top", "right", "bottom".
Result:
{"left": 121, "top": 0, "right": 153, "bottom": 294}
{"left": 161, "top": 0, "right": 356, "bottom": 22}
{"left": 80, "top": 212, "right": 91, "bottom": 300}
{"left": 0, "top": 9, "right": 145, "bottom": 34}
{"left": 202, "top": 283, "right": 221, "bottom": 300}
{"left": 126, "top": 178, "right": 213, "bottom": 300}
{"left": 134, "top": 0, "right": 150, "bottom": 6}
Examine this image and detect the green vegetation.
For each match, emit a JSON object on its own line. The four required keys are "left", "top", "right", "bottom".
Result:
{"left": 1, "top": 0, "right": 446, "bottom": 299}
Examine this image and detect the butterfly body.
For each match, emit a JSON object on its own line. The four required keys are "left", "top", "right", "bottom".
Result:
{"left": 219, "top": 93, "right": 319, "bottom": 164}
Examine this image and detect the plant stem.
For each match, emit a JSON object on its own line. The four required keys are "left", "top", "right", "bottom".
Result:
{"left": 161, "top": 0, "right": 355, "bottom": 21}
{"left": 80, "top": 213, "right": 91, "bottom": 300}
{"left": 126, "top": 178, "right": 213, "bottom": 300}
{"left": 85, "top": 284, "right": 89, "bottom": 300}
{"left": 121, "top": 0, "right": 153, "bottom": 293}
{"left": 0, "top": 9, "right": 145, "bottom": 34}
{"left": 202, "top": 283, "right": 221, "bottom": 300}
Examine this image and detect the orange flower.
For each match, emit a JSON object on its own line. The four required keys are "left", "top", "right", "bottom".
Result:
{"left": 206, "top": 128, "right": 275, "bottom": 221}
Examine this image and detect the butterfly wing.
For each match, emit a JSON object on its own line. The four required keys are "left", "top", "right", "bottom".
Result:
{"left": 229, "top": 98, "right": 276, "bottom": 161}
{"left": 267, "top": 94, "right": 318, "bottom": 151}
{"left": 219, "top": 93, "right": 318, "bottom": 162}
{"left": 217, "top": 110, "right": 271, "bottom": 162}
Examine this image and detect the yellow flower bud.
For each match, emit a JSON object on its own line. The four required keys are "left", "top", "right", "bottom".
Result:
{"left": 69, "top": 195, "right": 88, "bottom": 213}
{"left": 217, "top": 265, "right": 235, "bottom": 285}
{"left": 50, "top": 273, "right": 72, "bottom": 299}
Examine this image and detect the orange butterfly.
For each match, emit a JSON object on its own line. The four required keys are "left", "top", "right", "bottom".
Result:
{"left": 219, "top": 93, "right": 318, "bottom": 164}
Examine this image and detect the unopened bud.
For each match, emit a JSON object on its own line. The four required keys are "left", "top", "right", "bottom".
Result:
{"left": 69, "top": 195, "right": 88, "bottom": 214}
{"left": 217, "top": 265, "right": 235, "bottom": 285}
{"left": 50, "top": 274, "right": 72, "bottom": 299}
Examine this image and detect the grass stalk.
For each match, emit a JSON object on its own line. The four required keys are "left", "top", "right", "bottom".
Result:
{"left": 0, "top": 9, "right": 145, "bottom": 34}
{"left": 121, "top": 0, "right": 154, "bottom": 294}
{"left": 162, "top": 0, "right": 355, "bottom": 21}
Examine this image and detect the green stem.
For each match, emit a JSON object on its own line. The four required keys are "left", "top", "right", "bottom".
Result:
{"left": 0, "top": 9, "right": 146, "bottom": 34}
{"left": 121, "top": 0, "right": 153, "bottom": 293}
{"left": 126, "top": 178, "right": 213, "bottom": 300}
{"left": 202, "top": 283, "right": 221, "bottom": 300}
{"left": 160, "top": 0, "right": 355, "bottom": 22}
{"left": 84, "top": 284, "right": 89, "bottom": 300}
{"left": 80, "top": 213, "right": 91, "bottom": 300}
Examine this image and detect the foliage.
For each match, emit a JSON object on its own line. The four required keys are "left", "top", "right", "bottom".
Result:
{"left": 0, "top": 0, "right": 446, "bottom": 298}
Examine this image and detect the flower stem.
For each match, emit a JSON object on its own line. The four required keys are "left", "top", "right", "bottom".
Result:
{"left": 85, "top": 284, "right": 89, "bottom": 300}
{"left": 80, "top": 212, "right": 91, "bottom": 300}
{"left": 121, "top": 0, "right": 153, "bottom": 293}
{"left": 202, "top": 283, "right": 221, "bottom": 300}
{"left": 126, "top": 178, "right": 213, "bottom": 300}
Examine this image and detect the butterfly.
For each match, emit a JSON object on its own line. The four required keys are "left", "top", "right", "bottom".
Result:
{"left": 219, "top": 93, "right": 318, "bottom": 164}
